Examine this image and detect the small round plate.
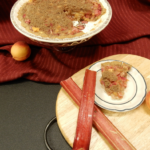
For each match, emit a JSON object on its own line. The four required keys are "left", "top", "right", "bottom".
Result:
{"left": 89, "top": 60, "right": 147, "bottom": 112}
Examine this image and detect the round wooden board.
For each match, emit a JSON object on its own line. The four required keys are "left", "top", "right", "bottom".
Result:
{"left": 56, "top": 54, "right": 150, "bottom": 150}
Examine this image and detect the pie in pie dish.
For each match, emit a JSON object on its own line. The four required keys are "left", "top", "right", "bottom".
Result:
{"left": 17, "top": 0, "right": 106, "bottom": 39}
{"left": 100, "top": 61, "right": 131, "bottom": 99}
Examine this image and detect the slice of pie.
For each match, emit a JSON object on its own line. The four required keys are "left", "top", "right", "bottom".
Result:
{"left": 100, "top": 61, "right": 131, "bottom": 99}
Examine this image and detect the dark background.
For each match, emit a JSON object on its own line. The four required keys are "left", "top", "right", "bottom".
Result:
{"left": 0, "top": 79, "right": 72, "bottom": 150}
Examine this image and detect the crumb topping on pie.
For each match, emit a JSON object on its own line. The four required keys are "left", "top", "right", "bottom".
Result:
{"left": 18, "top": 0, "right": 106, "bottom": 38}
{"left": 100, "top": 61, "right": 131, "bottom": 99}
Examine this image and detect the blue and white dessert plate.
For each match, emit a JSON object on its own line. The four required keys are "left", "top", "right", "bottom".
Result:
{"left": 89, "top": 60, "right": 147, "bottom": 112}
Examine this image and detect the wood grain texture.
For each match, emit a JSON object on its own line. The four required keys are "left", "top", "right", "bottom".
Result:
{"left": 56, "top": 54, "right": 150, "bottom": 150}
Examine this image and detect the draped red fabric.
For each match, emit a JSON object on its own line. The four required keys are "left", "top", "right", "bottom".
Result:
{"left": 0, "top": 0, "right": 150, "bottom": 83}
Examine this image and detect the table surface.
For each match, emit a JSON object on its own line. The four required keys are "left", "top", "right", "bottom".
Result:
{"left": 0, "top": 79, "right": 72, "bottom": 150}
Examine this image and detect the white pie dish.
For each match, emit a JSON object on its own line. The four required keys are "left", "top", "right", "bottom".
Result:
{"left": 10, "top": 0, "right": 112, "bottom": 49}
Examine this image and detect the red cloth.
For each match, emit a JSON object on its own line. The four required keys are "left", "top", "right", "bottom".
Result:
{"left": 0, "top": 0, "right": 150, "bottom": 83}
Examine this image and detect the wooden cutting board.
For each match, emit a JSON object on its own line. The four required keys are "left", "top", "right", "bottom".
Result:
{"left": 56, "top": 54, "right": 150, "bottom": 150}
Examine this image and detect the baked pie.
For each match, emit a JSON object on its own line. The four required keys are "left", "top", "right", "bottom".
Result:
{"left": 18, "top": 0, "right": 106, "bottom": 38}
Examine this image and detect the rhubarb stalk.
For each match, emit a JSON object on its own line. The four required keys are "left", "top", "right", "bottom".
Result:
{"left": 72, "top": 69, "right": 96, "bottom": 150}
{"left": 60, "top": 77, "right": 136, "bottom": 150}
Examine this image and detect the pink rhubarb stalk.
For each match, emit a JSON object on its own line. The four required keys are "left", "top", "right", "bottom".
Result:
{"left": 72, "top": 69, "right": 96, "bottom": 150}
{"left": 60, "top": 76, "right": 136, "bottom": 150}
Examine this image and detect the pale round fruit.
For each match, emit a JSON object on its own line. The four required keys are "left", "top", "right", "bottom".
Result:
{"left": 11, "top": 41, "right": 31, "bottom": 61}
